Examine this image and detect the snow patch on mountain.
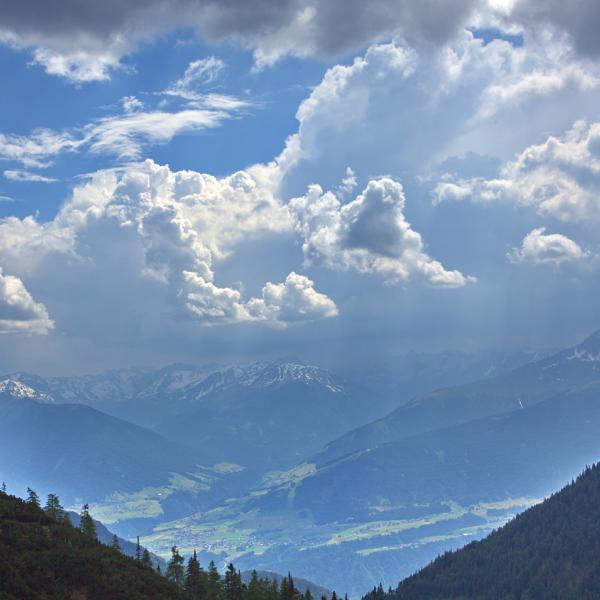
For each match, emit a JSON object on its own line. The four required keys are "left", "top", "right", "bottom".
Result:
{"left": 566, "top": 348, "right": 600, "bottom": 363}
{"left": 0, "top": 378, "right": 54, "bottom": 403}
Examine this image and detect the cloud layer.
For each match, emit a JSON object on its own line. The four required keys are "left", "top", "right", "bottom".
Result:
{"left": 4, "top": 0, "right": 600, "bottom": 83}
{"left": 0, "top": 0, "right": 481, "bottom": 81}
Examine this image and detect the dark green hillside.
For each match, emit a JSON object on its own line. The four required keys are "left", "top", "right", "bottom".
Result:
{"left": 365, "top": 463, "right": 600, "bottom": 600}
{"left": 0, "top": 487, "right": 335, "bottom": 600}
{"left": 0, "top": 490, "right": 184, "bottom": 600}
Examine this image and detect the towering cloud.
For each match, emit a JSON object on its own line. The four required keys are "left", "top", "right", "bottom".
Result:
{"left": 290, "top": 178, "right": 474, "bottom": 287}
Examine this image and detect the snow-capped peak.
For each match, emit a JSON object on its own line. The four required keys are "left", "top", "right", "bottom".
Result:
{"left": 237, "top": 362, "right": 344, "bottom": 392}
{"left": 0, "top": 378, "right": 54, "bottom": 403}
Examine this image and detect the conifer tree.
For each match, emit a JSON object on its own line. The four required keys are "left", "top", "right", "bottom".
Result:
{"left": 207, "top": 560, "right": 223, "bottom": 600}
{"left": 111, "top": 533, "right": 121, "bottom": 551}
{"left": 280, "top": 576, "right": 288, "bottom": 600}
{"left": 185, "top": 550, "right": 206, "bottom": 599}
{"left": 265, "top": 578, "right": 277, "bottom": 600}
{"left": 248, "top": 570, "right": 261, "bottom": 600}
{"left": 166, "top": 545, "right": 185, "bottom": 587}
{"left": 26, "top": 487, "right": 40, "bottom": 507}
{"left": 135, "top": 536, "right": 142, "bottom": 561}
{"left": 1, "top": 481, "right": 6, "bottom": 493}
{"left": 44, "top": 493, "right": 66, "bottom": 521}
{"left": 141, "top": 548, "right": 153, "bottom": 569}
{"left": 79, "top": 503, "right": 97, "bottom": 540}
{"left": 225, "top": 562, "right": 243, "bottom": 600}
{"left": 287, "top": 573, "right": 296, "bottom": 600}
{"left": 305, "top": 590, "right": 313, "bottom": 600}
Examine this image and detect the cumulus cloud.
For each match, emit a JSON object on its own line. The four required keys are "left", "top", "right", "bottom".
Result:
{"left": 290, "top": 177, "right": 474, "bottom": 287}
{"left": 0, "top": 160, "right": 336, "bottom": 330}
{"left": 508, "top": 227, "right": 589, "bottom": 265}
{"left": 265, "top": 31, "right": 600, "bottom": 201}
{"left": 246, "top": 272, "right": 338, "bottom": 323}
{"left": 432, "top": 120, "right": 600, "bottom": 222}
{"left": 0, "top": 269, "right": 53, "bottom": 334}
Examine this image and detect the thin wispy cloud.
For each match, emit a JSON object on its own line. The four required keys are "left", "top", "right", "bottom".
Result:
{"left": 164, "top": 56, "right": 226, "bottom": 100}
{"left": 4, "top": 170, "right": 58, "bottom": 183}
{"left": 0, "top": 105, "right": 243, "bottom": 168}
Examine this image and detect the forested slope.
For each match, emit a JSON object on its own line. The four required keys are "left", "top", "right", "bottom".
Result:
{"left": 363, "top": 463, "right": 600, "bottom": 600}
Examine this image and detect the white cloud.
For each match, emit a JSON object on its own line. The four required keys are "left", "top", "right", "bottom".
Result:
{"left": 290, "top": 177, "right": 475, "bottom": 287}
{"left": 0, "top": 129, "right": 80, "bottom": 168}
{"left": 4, "top": 170, "right": 58, "bottom": 183}
{"left": 508, "top": 227, "right": 589, "bottom": 264}
{"left": 122, "top": 96, "right": 144, "bottom": 113}
{"left": 0, "top": 268, "right": 53, "bottom": 334}
{"left": 0, "top": 160, "right": 336, "bottom": 330}
{"left": 87, "top": 108, "right": 230, "bottom": 158}
{"left": 476, "top": 63, "right": 598, "bottom": 119}
{"left": 165, "top": 57, "right": 226, "bottom": 100}
{"left": 432, "top": 120, "right": 600, "bottom": 222}
{"left": 268, "top": 33, "right": 600, "bottom": 199}
{"left": 0, "top": 105, "right": 241, "bottom": 167}
{"left": 246, "top": 272, "right": 338, "bottom": 323}
{"left": 338, "top": 167, "right": 357, "bottom": 195}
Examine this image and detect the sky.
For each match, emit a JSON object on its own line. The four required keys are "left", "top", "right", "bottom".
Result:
{"left": 0, "top": 0, "right": 600, "bottom": 374}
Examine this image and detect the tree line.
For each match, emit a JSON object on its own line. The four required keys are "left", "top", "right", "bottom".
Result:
{"left": 0, "top": 483, "right": 340, "bottom": 600}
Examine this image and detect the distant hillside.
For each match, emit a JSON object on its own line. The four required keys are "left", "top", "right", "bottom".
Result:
{"left": 156, "top": 379, "right": 375, "bottom": 472}
{"left": 0, "top": 490, "right": 184, "bottom": 600}
{"left": 279, "top": 381, "right": 600, "bottom": 524}
{"left": 0, "top": 384, "right": 220, "bottom": 507}
{"left": 316, "top": 329, "right": 600, "bottom": 466}
{"left": 367, "top": 462, "right": 600, "bottom": 600}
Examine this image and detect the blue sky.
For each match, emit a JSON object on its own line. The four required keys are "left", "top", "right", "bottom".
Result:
{"left": 1, "top": 1, "right": 600, "bottom": 374}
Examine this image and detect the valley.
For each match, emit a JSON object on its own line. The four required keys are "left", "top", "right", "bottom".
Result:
{"left": 2, "top": 333, "right": 600, "bottom": 597}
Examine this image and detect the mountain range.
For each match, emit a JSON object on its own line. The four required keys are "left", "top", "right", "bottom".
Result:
{"left": 1, "top": 335, "right": 599, "bottom": 597}
{"left": 137, "top": 330, "right": 600, "bottom": 597}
